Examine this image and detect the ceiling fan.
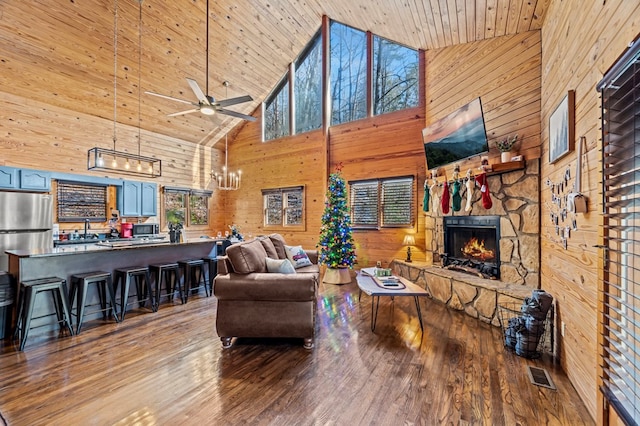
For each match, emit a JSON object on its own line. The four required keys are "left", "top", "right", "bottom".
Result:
{"left": 146, "top": 79, "right": 256, "bottom": 121}
{"left": 145, "top": 0, "right": 256, "bottom": 122}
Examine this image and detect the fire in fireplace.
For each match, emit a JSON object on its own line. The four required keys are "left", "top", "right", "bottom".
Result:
{"left": 442, "top": 215, "right": 500, "bottom": 279}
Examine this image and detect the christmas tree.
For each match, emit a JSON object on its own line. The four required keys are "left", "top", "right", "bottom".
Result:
{"left": 318, "top": 170, "right": 357, "bottom": 269}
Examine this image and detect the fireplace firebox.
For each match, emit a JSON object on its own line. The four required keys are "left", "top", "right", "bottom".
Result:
{"left": 443, "top": 215, "right": 500, "bottom": 279}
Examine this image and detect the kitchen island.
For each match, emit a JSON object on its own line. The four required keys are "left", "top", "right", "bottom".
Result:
{"left": 5, "top": 237, "right": 222, "bottom": 336}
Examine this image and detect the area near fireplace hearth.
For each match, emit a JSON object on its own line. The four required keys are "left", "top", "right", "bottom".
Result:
{"left": 391, "top": 159, "right": 541, "bottom": 328}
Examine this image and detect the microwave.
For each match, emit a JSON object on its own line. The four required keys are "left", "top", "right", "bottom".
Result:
{"left": 132, "top": 223, "right": 159, "bottom": 237}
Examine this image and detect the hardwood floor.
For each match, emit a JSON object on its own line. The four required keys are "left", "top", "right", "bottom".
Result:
{"left": 0, "top": 280, "right": 593, "bottom": 425}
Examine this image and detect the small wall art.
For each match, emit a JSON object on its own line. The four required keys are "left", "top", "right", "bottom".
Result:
{"left": 549, "top": 90, "right": 575, "bottom": 164}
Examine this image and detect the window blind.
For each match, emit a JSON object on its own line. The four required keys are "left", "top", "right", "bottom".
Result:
{"left": 350, "top": 176, "right": 414, "bottom": 229}
{"left": 381, "top": 177, "right": 414, "bottom": 227}
{"left": 350, "top": 180, "right": 379, "bottom": 228}
{"left": 599, "top": 39, "right": 640, "bottom": 425}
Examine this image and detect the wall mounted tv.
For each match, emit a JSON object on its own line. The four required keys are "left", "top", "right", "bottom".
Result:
{"left": 422, "top": 97, "right": 489, "bottom": 171}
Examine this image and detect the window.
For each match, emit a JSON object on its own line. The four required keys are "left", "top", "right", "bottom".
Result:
{"left": 295, "top": 33, "right": 322, "bottom": 133}
{"left": 163, "top": 187, "right": 211, "bottom": 229}
{"left": 350, "top": 177, "right": 414, "bottom": 229}
{"left": 330, "top": 21, "right": 367, "bottom": 125}
{"left": 373, "top": 36, "right": 419, "bottom": 115}
{"left": 598, "top": 39, "right": 640, "bottom": 425}
{"left": 263, "top": 19, "right": 422, "bottom": 141}
{"left": 262, "top": 186, "right": 305, "bottom": 229}
{"left": 189, "top": 191, "right": 210, "bottom": 226}
{"left": 264, "top": 79, "right": 290, "bottom": 141}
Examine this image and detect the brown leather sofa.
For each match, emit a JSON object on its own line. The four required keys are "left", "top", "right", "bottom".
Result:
{"left": 214, "top": 234, "right": 319, "bottom": 349}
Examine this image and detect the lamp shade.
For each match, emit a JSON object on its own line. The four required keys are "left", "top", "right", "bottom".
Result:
{"left": 403, "top": 234, "right": 416, "bottom": 246}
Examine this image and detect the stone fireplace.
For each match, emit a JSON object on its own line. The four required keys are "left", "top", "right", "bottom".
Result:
{"left": 443, "top": 215, "right": 500, "bottom": 279}
{"left": 391, "top": 160, "right": 541, "bottom": 327}
{"left": 425, "top": 159, "right": 540, "bottom": 288}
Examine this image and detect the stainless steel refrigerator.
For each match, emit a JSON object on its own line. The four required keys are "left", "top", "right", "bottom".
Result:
{"left": 0, "top": 192, "right": 53, "bottom": 271}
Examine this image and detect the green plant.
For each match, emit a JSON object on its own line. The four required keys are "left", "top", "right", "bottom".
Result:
{"left": 495, "top": 134, "right": 518, "bottom": 152}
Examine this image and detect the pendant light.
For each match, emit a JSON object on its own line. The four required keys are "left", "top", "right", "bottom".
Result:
{"left": 88, "top": 0, "right": 161, "bottom": 178}
{"left": 211, "top": 81, "right": 242, "bottom": 190}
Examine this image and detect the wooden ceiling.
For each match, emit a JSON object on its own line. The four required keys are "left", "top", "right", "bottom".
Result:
{"left": 0, "top": 0, "right": 550, "bottom": 148}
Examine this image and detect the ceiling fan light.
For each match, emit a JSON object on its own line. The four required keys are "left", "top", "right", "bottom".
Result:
{"left": 200, "top": 105, "right": 215, "bottom": 115}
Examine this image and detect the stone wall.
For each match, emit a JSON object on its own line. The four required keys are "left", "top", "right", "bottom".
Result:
{"left": 391, "top": 260, "right": 532, "bottom": 327}
{"left": 425, "top": 159, "right": 540, "bottom": 288}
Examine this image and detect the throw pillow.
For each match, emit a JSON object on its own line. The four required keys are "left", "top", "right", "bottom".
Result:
{"left": 265, "top": 257, "right": 296, "bottom": 274}
{"left": 268, "top": 233, "right": 288, "bottom": 259}
{"left": 285, "top": 245, "right": 313, "bottom": 269}
{"left": 259, "top": 236, "right": 279, "bottom": 259}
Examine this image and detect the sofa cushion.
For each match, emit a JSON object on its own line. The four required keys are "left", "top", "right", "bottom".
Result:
{"left": 259, "top": 237, "right": 279, "bottom": 259}
{"left": 226, "top": 239, "right": 268, "bottom": 274}
{"left": 265, "top": 257, "right": 296, "bottom": 274}
{"left": 295, "top": 263, "right": 320, "bottom": 274}
{"left": 268, "top": 233, "right": 288, "bottom": 259}
{"left": 285, "top": 245, "right": 313, "bottom": 269}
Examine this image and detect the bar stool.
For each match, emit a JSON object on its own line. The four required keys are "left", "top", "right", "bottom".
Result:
{"left": 69, "top": 271, "right": 120, "bottom": 334}
{"left": 177, "top": 259, "right": 208, "bottom": 302}
{"left": 14, "top": 277, "right": 74, "bottom": 351}
{"left": 202, "top": 255, "right": 217, "bottom": 296}
{"left": 113, "top": 266, "right": 154, "bottom": 320}
{"left": 149, "top": 262, "right": 183, "bottom": 307}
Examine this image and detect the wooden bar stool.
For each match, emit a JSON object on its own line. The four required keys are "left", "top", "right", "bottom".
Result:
{"left": 178, "top": 259, "right": 208, "bottom": 302}
{"left": 113, "top": 266, "right": 154, "bottom": 320}
{"left": 14, "top": 277, "right": 74, "bottom": 351}
{"left": 202, "top": 255, "right": 217, "bottom": 296}
{"left": 69, "top": 271, "right": 120, "bottom": 334}
{"left": 149, "top": 262, "right": 183, "bottom": 307}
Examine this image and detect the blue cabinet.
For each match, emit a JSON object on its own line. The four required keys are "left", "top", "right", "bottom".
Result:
{"left": 19, "top": 170, "right": 51, "bottom": 191}
{"left": 141, "top": 183, "right": 157, "bottom": 216}
{"left": 120, "top": 181, "right": 157, "bottom": 217}
{"left": 0, "top": 166, "right": 50, "bottom": 191}
{"left": 0, "top": 167, "right": 18, "bottom": 189}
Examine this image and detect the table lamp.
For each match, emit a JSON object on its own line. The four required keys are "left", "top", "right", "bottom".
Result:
{"left": 403, "top": 234, "right": 416, "bottom": 263}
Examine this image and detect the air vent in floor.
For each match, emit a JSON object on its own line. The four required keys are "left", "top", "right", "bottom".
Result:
{"left": 527, "top": 366, "right": 556, "bottom": 390}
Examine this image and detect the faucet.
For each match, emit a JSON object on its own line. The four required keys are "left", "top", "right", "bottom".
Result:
{"left": 84, "top": 219, "right": 91, "bottom": 239}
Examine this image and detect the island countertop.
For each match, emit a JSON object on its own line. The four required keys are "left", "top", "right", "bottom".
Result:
{"left": 6, "top": 237, "right": 224, "bottom": 335}
{"left": 5, "top": 237, "right": 220, "bottom": 259}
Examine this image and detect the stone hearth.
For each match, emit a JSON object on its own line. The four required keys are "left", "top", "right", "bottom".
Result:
{"left": 391, "top": 260, "right": 532, "bottom": 327}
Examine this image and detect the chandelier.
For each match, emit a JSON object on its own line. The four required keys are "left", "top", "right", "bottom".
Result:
{"left": 88, "top": 0, "right": 161, "bottom": 178}
{"left": 211, "top": 82, "right": 241, "bottom": 190}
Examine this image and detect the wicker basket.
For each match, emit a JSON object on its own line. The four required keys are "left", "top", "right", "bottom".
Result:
{"left": 498, "top": 302, "right": 553, "bottom": 359}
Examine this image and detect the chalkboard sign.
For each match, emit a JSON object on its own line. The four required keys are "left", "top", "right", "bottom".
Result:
{"left": 57, "top": 181, "right": 108, "bottom": 222}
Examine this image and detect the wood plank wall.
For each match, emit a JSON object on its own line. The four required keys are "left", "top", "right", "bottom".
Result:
{"left": 0, "top": 91, "right": 225, "bottom": 236}
{"left": 225, "top": 31, "right": 540, "bottom": 270}
{"left": 223, "top": 105, "right": 426, "bottom": 267}
{"left": 540, "top": 1, "right": 640, "bottom": 421}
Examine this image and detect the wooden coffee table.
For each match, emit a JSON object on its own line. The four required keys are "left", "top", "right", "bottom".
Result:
{"left": 356, "top": 267, "right": 429, "bottom": 332}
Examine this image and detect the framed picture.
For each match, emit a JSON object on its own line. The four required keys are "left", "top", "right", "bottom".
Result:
{"left": 549, "top": 90, "right": 575, "bottom": 164}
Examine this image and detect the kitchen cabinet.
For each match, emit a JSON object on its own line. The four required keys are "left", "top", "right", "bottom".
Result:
{"left": 19, "top": 170, "right": 51, "bottom": 191}
{"left": 0, "top": 167, "right": 18, "bottom": 189}
{"left": 120, "top": 181, "right": 157, "bottom": 217}
{"left": 0, "top": 166, "right": 50, "bottom": 191}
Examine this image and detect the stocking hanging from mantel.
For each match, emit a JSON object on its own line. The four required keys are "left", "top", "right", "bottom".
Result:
{"left": 441, "top": 181, "right": 450, "bottom": 214}
{"left": 475, "top": 172, "right": 492, "bottom": 210}
{"left": 452, "top": 180, "right": 462, "bottom": 212}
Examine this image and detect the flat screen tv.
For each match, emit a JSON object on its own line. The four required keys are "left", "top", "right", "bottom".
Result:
{"left": 422, "top": 97, "right": 489, "bottom": 171}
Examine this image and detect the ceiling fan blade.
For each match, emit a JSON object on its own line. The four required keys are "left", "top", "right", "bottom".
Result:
{"left": 216, "top": 95, "right": 253, "bottom": 107}
{"left": 217, "top": 108, "right": 257, "bottom": 122}
{"left": 145, "top": 91, "right": 194, "bottom": 105}
{"left": 186, "top": 78, "right": 210, "bottom": 104}
{"left": 167, "top": 109, "right": 200, "bottom": 117}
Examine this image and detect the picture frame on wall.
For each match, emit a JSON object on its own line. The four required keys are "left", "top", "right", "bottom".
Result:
{"left": 549, "top": 90, "right": 575, "bottom": 164}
